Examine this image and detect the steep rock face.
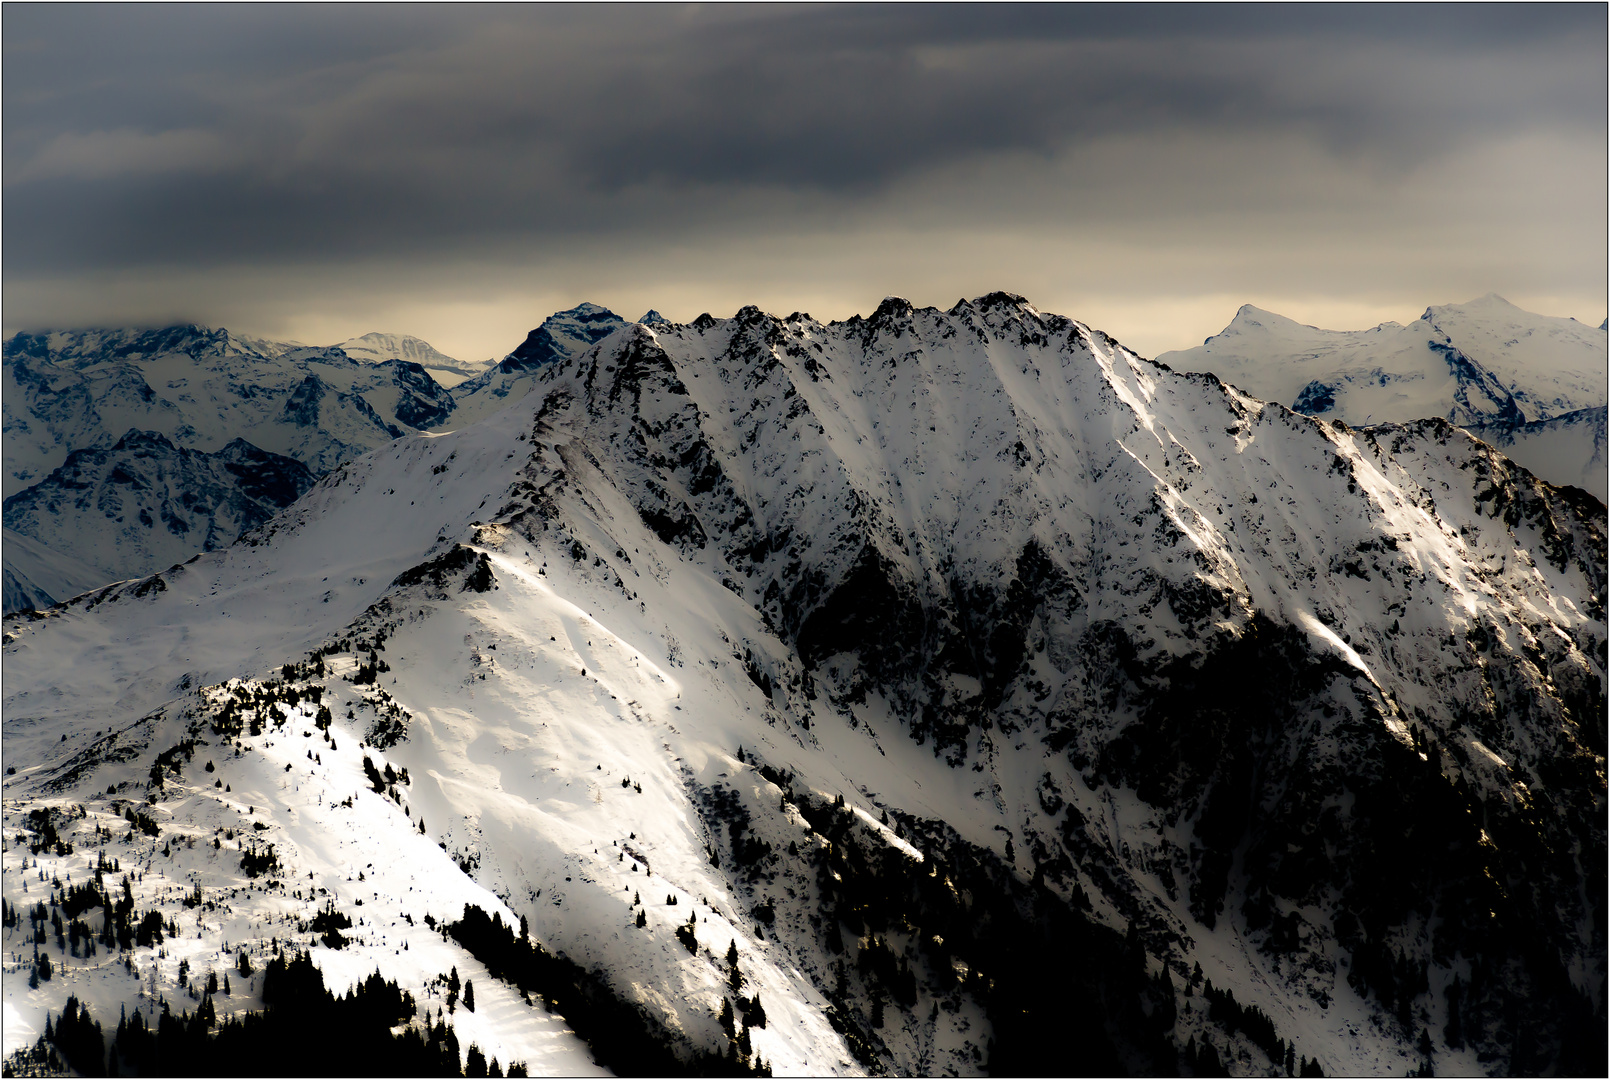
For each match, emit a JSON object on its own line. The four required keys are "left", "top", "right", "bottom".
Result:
{"left": 381, "top": 360, "right": 457, "bottom": 429}
{"left": 2, "top": 430, "right": 315, "bottom": 591}
{"left": 505, "top": 303, "right": 627, "bottom": 373}
{"left": 1, "top": 296, "right": 1602, "bottom": 1077}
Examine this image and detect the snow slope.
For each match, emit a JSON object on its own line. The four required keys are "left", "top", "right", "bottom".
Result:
{"left": 3, "top": 295, "right": 1603, "bottom": 1076}
{"left": 0, "top": 528, "right": 109, "bottom": 614}
{"left": 1422, "top": 294, "right": 1608, "bottom": 421}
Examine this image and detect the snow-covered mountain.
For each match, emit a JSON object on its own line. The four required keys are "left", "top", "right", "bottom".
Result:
{"left": 2, "top": 430, "right": 315, "bottom": 609}
{"left": 1420, "top": 294, "right": 1607, "bottom": 421}
{"left": 2, "top": 326, "right": 465, "bottom": 609}
{"left": 1157, "top": 296, "right": 1608, "bottom": 501}
{"left": 1159, "top": 295, "right": 1606, "bottom": 427}
{"left": 446, "top": 304, "right": 628, "bottom": 428}
{"left": 2, "top": 325, "right": 443, "bottom": 498}
{"left": 335, "top": 333, "right": 488, "bottom": 389}
{"left": 3, "top": 294, "right": 1603, "bottom": 1076}
{"left": 1, "top": 313, "right": 621, "bottom": 612}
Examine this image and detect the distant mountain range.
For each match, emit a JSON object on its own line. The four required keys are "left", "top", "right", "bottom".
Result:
{"left": 4, "top": 296, "right": 1602, "bottom": 615}
{"left": 0, "top": 309, "right": 629, "bottom": 611}
{"left": 1159, "top": 294, "right": 1607, "bottom": 500}
{"left": 3, "top": 430, "right": 316, "bottom": 594}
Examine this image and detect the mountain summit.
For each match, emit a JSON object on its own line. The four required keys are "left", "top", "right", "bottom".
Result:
{"left": 333, "top": 332, "right": 486, "bottom": 387}
{"left": 3, "top": 295, "right": 1602, "bottom": 1075}
{"left": 441, "top": 304, "right": 629, "bottom": 426}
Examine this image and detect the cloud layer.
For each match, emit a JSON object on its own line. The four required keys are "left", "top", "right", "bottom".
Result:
{"left": 4, "top": 4, "right": 1604, "bottom": 360}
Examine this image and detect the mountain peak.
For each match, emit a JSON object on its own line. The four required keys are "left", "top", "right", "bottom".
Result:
{"left": 1228, "top": 303, "right": 1311, "bottom": 329}
{"left": 109, "top": 428, "right": 180, "bottom": 454}
{"left": 972, "top": 290, "right": 1031, "bottom": 310}
{"left": 499, "top": 303, "right": 626, "bottom": 373}
{"left": 637, "top": 309, "right": 672, "bottom": 326}
{"left": 872, "top": 296, "right": 915, "bottom": 322}
{"left": 335, "top": 332, "right": 460, "bottom": 368}
{"left": 545, "top": 302, "right": 621, "bottom": 327}
{"left": 1419, "top": 293, "right": 1517, "bottom": 322}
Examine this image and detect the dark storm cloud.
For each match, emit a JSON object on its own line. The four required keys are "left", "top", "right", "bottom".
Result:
{"left": 3, "top": 3, "right": 1602, "bottom": 275}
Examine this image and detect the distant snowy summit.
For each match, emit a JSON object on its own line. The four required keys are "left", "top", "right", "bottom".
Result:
{"left": 1159, "top": 294, "right": 1608, "bottom": 500}
{"left": 333, "top": 332, "right": 487, "bottom": 388}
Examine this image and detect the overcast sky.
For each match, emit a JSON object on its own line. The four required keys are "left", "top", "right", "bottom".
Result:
{"left": 3, "top": 3, "right": 1605, "bottom": 363}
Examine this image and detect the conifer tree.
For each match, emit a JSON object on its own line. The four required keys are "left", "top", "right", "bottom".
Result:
{"left": 1444, "top": 976, "right": 1464, "bottom": 1049}
{"left": 464, "top": 979, "right": 475, "bottom": 1012}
